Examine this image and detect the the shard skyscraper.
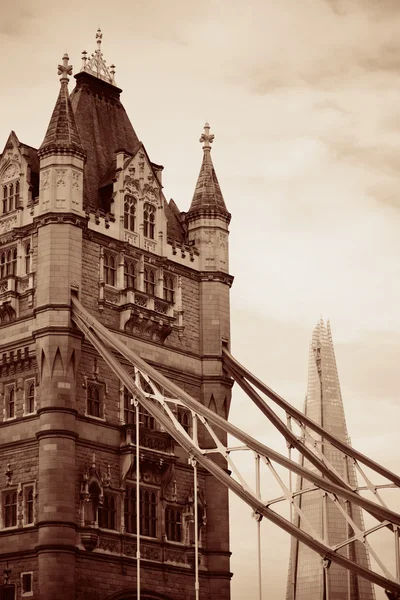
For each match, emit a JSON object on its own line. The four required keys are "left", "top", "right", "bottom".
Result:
{"left": 286, "top": 320, "right": 375, "bottom": 600}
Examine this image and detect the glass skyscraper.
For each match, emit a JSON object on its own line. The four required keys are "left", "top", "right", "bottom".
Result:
{"left": 286, "top": 320, "right": 375, "bottom": 600}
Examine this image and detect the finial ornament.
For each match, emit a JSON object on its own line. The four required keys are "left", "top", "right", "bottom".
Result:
{"left": 58, "top": 53, "right": 73, "bottom": 83}
{"left": 80, "top": 29, "right": 117, "bottom": 86}
{"left": 200, "top": 122, "right": 215, "bottom": 150}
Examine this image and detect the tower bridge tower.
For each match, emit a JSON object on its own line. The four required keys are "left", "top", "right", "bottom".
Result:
{"left": 0, "top": 31, "right": 232, "bottom": 600}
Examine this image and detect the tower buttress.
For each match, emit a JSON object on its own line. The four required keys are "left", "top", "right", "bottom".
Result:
{"left": 34, "top": 54, "right": 85, "bottom": 600}
{"left": 187, "top": 123, "right": 233, "bottom": 596}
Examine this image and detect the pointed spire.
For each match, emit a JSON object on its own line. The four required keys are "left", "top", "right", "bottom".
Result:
{"left": 187, "top": 123, "right": 230, "bottom": 221}
{"left": 80, "top": 29, "right": 117, "bottom": 86}
{"left": 38, "top": 54, "right": 85, "bottom": 158}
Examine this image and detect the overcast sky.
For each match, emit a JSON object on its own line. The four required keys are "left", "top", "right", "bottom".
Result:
{"left": 1, "top": 0, "right": 400, "bottom": 598}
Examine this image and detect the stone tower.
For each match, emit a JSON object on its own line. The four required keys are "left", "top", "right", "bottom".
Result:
{"left": 0, "top": 31, "right": 233, "bottom": 600}
{"left": 286, "top": 320, "right": 375, "bottom": 600}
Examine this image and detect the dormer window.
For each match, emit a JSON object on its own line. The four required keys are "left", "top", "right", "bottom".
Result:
{"left": 163, "top": 275, "right": 175, "bottom": 303}
{"left": 143, "top": 203, "right": 156, "bottom": 240}
{"left": 144, "top": 267, "right": 155, "bottom": 296}
{"left": 124, "top": 195, "right": 136, "bottom": 232}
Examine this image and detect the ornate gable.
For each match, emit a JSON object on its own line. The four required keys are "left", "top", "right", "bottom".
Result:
{"left": 0, "top": 132, "right": 21, "bottom": 185}
{"left": 123, "top": 146, "right": 163, "bottom": 210}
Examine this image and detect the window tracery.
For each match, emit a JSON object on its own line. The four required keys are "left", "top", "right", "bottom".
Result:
{"left": 0, "top": 247, "right": 17, "bottom": 279}
{"left": 124, "top": 195, "right": 136, "bottom": 232}
{"left": 1, "top": 180, "right": 19, "bottom": 215}
{"left": 143, "top": 203, "right": 156, "bottom": 239}
{"left": 3, "top": 490, "right": 17, "bottom": 528}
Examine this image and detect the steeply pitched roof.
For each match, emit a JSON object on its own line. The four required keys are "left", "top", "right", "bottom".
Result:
{"left": 187, "top": 123, "right": 230, "bottom": 220}
{"left": 39, "top": 54, "right": 84, "bottom": 157}
{"left": 70, "top": 71, "right": 141, "bottom": 210}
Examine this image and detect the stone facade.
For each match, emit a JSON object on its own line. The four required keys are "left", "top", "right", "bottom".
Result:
{"left": 0, "top": 34, "right": 233, "bottom": 600}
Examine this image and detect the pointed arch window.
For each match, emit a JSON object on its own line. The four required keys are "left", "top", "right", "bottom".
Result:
{"left": 124, "top": 485, "right": 157, "bottom": 537}
{"left": 104, "top": 252, "right": 116, "bottom": 286}
{"left": 2, "top": 186, "right": 7, "bottom": 213}
{"left": 87, "top": 384, "right": 103, "bottom": 418}
{"left": 124, "top": 195, "right": 137, "bottom": 232}
{"left": 144, "top": 267, "right": 155, "bottom": 296}
{"left": 98, "top": 493, "right": 116, "bottom": 530}
{"left": 6, "top": 385, "right": 15, "bottom": 419}
{"left": 163, "top": 275, "right": 175, "bottom": 303}
{"left": 0, "top": 247, "right": 17, "bottom": 280}
{"left": 124, "top": 260, "right": 136, "bottom": 289}
{"left": 143, "top": 203, "right": 156, "bottom": 240}
{"left": 3, "top": 490, "right": 17, "bottom": 528}
{"left": 15, "top": 181, "right": 20, "bottom": 208}
{"left": 25, "top": 380, "right": 35, "bottom": 414}
{"left": 177, "top": 409, "right": 190, "bottom": 434}
{"left": 25, "top": 243, "right": 31, "bottom": 275}
{"left": 8, "top": 184, "right": 13, "bottom": 212}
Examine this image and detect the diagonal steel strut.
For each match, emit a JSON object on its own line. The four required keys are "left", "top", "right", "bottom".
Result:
{"left": 70, "top": 297, "right": 400, "bottom": 595}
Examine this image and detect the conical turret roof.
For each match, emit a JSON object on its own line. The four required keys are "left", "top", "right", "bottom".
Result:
{"left": 39, "top": 54, "right": 85, "bottom": 157}
{"left": 187, "top": 123, "right": 230, "bottom": 221}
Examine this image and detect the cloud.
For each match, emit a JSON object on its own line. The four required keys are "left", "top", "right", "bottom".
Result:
{"left": 0, "top": 2, "right": 36, "bottom": 36}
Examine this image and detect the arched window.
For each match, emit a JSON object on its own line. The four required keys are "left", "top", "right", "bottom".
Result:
{"left": 8, "top": 183, "right": 13, "bottom": 212}
{"left": 15, "top": 180, "right": 20, "bottom": 207}
{"left": 0, "top": 252, "right": 5, "bottom": 279}
{"left": 4, "top": 491, "right": 17, "bottom": 527}
{"left": 11, "top": 248, "right": 17, "bottom": 275}
{"left": 2, "top": 186, "right": 7, "bottom": 214}
{"left": 165, "top": 506, "right": 182, "bottom": 542}
{"left": 163, "top": 275, "right": 175, "bottom": 303}
{"left": 25, "top": 243, "right": 31, "bottom": 274}
{"left": 124, "top": 260, "right": 136, "bottom": 289}
{"left": 7, "top": 387, "right": 15, "bottom": 419}
{"left": 143, "top": 203, "right": 156, "bottom": 240}
{"left": 104, "top": 252, "right": 116, "bottom": 286}
{"left": 98, "top": 493, "right": 116, "bottom": 530}
{"left": 124, "top": 485, "right": 157, "bottom": 537}
{"left": 27, "top": 382, "right": 35, "bottom": 414}
{"left": 87, "top": 384, "right": 102, "bottom": 418}
{"left": 144, "top": 268, "right": 155, "bottom": 296}
{"left": 177, "top": 409, "right": 190, "bottom": 434}
{"left": 124, "top": 195, "right": 136, "bottom": 232}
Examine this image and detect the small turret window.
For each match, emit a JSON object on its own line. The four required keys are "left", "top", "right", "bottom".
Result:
{"left": 143, "top": 203, "right": 156, "bottom": 240}
{"left": 124, "top": 195, "right": 136, "bottom": 232}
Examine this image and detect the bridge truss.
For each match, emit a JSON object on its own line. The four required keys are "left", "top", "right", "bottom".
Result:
{"left": 71, "top": 297, "right": 400, "bottom": 600}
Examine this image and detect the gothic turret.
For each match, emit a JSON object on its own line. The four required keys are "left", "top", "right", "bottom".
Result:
{"left": 187, "top": 123, "right": 230, "bottom": 273}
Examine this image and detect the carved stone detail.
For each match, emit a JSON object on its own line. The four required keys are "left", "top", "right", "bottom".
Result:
{"left": 0, "top": 215, "right": 17, "bottom": 234}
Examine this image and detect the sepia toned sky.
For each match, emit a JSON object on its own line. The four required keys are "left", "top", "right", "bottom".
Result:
{"left": 1, "top": 0, "right": 400, "bottom": 598}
